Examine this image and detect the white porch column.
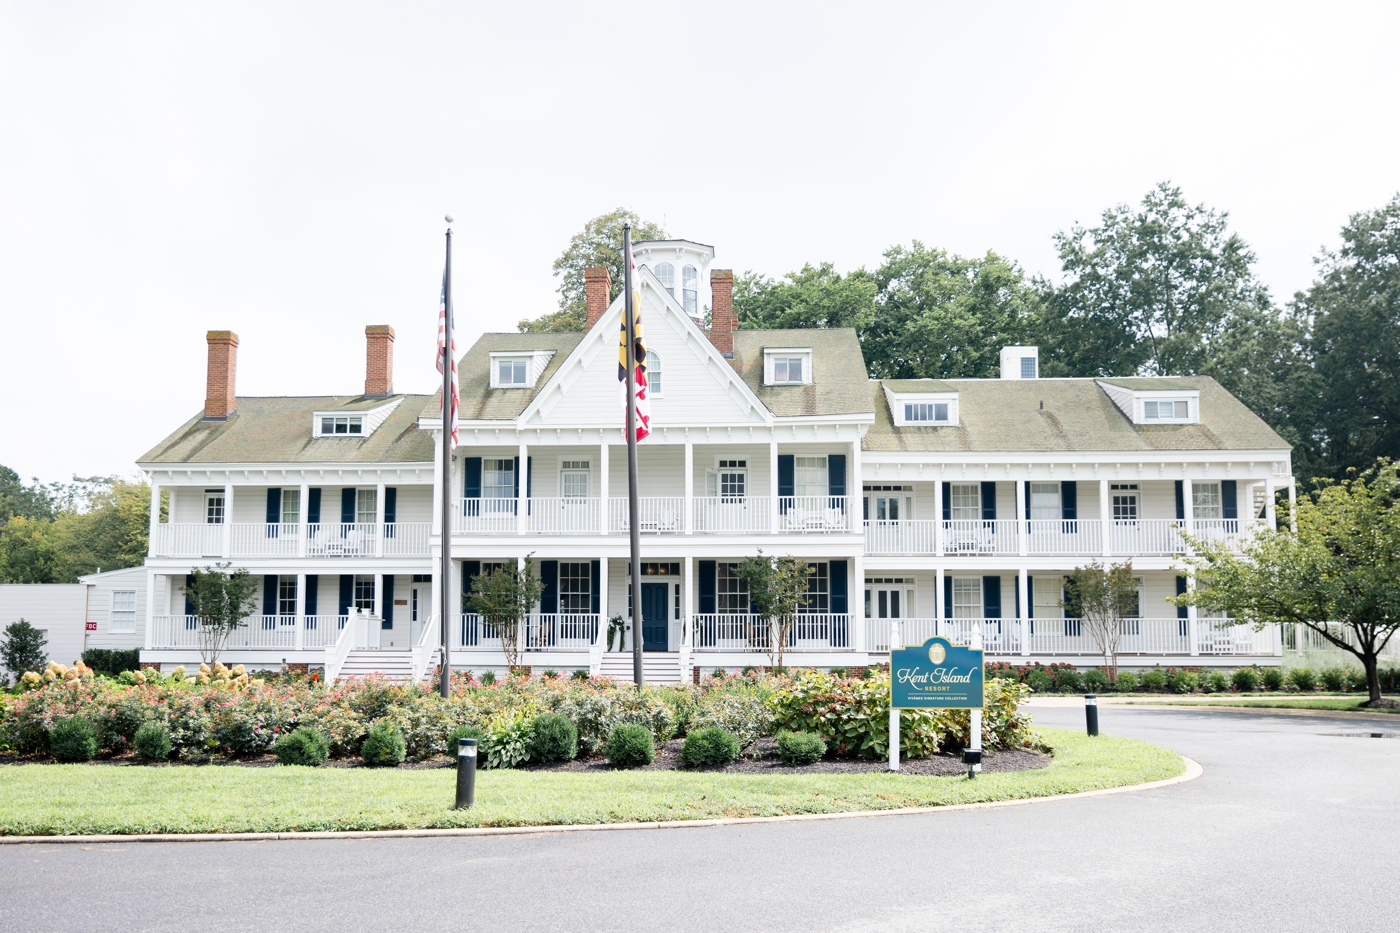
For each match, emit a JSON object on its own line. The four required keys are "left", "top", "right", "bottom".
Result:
{"left": 850, "top": 438, "right": 862, "bottom": 533}
{"left": 852, "top": 552, "right": 865, "bottom": 653}
{"left": 1183, "top": 476, "right": 1195, "bottom": 539}
{"left": 1263, "top": 476, "right": 1277, "bottom": 530}
{"left": 934, "top": 479, "right": 945, "bottom": 557}
{"left": 298, "top": 482, "right": 310, "bottom": 557}
{"left": 144, "top": 570, "right": 157, "bottom": 651}
{"left": 517, "top": 442, "right": 529, "bottom": 535}
{"left": 683, "top": 441, "right": 694, "bottom": 534}
{"left": 1099, "top": 478, "right": 1113, "bottom": 557}
{"left": 1187, "top": 574, "right": 1199, "bottom": 657}
{"left": 935, "top": 566, "right": 946, "bottom": 636}
{"left": 599, "top": 556, "right": 610, "bottom": 629}
{"left": 683, "top": 556, "right": 693, "bottom": 647}
{"left": 295, "top": 572, "right": 306, "bottom": 650}
{"left": 222, "top": 483, "right": 234, "bottom": 557}
{"left": 375, "top": 481, "right": 386, "bottom": 557}
{"left": 1018, "top": 567, "right": 1030, "bottom": 657}
{"left": 1287, "top": 480, "right": 1298, "bottom": 532}
{"left": 769, "top": 438, "right": 779, "bottom": 534}
{"left": 148, "top": 480, "right": 161, "bottom": 554}
{"left": 600, "top": 439, "right": 611, "bottom": 534}
{"left": 1015, "top": 479, "right": 1028, "bottom": 557}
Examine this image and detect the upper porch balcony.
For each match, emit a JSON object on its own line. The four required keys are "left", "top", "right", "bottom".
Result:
{"left": 150, "top": 521, "right": 432, "bottom": 559}
{"left": 863, "top": 517, "right": 1260, "bottom": 557}
{"left": 451, "top": 495, "right": 854, "bottom": 536}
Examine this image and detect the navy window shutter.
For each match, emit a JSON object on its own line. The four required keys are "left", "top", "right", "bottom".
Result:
{"left": 527, "top": 457, "right": 533, "bottom": 499}
{"left": 778, "top": 455, "right": 795, "bottom": 497}
{"left": 981, "top": 482, "right": 997, "bottom": 521}
{"left": 1176, "top": 575, "right": 1189, "bottom": 620}
{"left": 1061, "top": 481, "right": 1077, "bottom": 521}
{"left": 1024, "top": 482, "right": 1031, "bottom": 523}
{"left": 827, "top": 455, "right": 846, "bottom": 498}
{"left": 1222, "top": 480, "right": 1237, "bottom": 520}
{"left": 462, "top": 458, "right": 482, "bottom": 499}
{"left": 384, "top": 487, "right": 397, "bottom": 523}
{"left": 307, "top": 487, "right": 321, "bottom": 524}
{"left": 338, "top": 575, "right": 353, "bottom": 616}
{"left": 266, "top": 488, "right": 281, "bottom": 523}
{"left": 829, "top": 559, "right": 848, "bottom": 614}
{"left": 341, "top": 488, "right": 356, "bottom": 524}
{"left": 1175, "top": 481, "right": 1185, "bottom": 521}
{"left": 590, "top": 560, "right": 601, "bottom": 615}
{"left": 1014, "top": 580, "right": 1019, "bottom": 619}
{"left": 382, "top": 576, "right": 394, "bottom": 628}
{"left": 943, "top": 575, "right": 953, "bottom": 619}
{"left": 305, "top": 575, "right": 319, "bottom": 616}
{"left": 983, "top": 576, "right": 1002, "bottom": 619}
{"left": 184, "top": 574, "right": 196, "bottom": 616}
{"left": 942, "top": 482, "right": 951, "bottom": 521}
{"left": 263, "top": 575, "right": 278, "bottom": 616}
{"left": 461, "top": 560, "right": 481, "bottom": 612}
{"left": 540, "top": 560, "right": 558, "bottom": 613}
{"left": 698, "top": 560, "right": 716, "bottom": 614}
{"left": 512, "top": 457, "right": 520, "bottom": 499}
{"left": 1027, "top": 575, "right": 1034, "bottom": 619}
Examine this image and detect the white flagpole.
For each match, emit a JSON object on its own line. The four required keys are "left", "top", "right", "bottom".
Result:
{"left": 439, "top": 221, "right": 454, "bottom": 699}
{"left": 623, "top": 224, "right": 644, "bottom": 688}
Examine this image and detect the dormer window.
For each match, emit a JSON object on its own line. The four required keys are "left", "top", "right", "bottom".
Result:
{"left": 321, "top": 416, "right": 363, "bottom": 435}
{"left": 1143, "top": 400, "right": 1189, "bottom": 420}
{"left": 904, "top": 402, "right": 950, "bottom": 423}
{"left": 886, "top": 386, "right": 960, "bottom": 426}
{"left": 1095, "top": 381, "right": 1201, "bottom": 425}
{"left": 498, "top": 358, "right": 528, "bottom": 386}
{"left": 765, "top": 348, "right": 813, "bottom": 385}
{"left": 488, "top": 350, "right": 555, "bottom": 389}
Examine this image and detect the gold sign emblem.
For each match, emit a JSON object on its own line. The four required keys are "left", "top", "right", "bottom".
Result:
{"left": 928, "top": 642, "right": 946, "bottom": 665}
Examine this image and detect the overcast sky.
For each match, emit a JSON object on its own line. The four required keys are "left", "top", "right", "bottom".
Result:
{"left": 1, "top": 2, "right": 1397, "bottom": 483}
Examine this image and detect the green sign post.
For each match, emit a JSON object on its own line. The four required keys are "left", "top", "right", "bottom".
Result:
{"left": 887, "top": 625, "right": 985, "bottom": 774}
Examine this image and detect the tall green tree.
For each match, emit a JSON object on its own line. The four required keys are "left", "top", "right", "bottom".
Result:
{"left": 1292, "top": 193, "right": 1400, "bottom": 478}
{"left": 733, "top": 263, "right": 877, "bottom": 331}
{"left": 0, "top": 465, "right": 55, "bottom": 524}
{"left": 0, "top": 618, "right": 49, "bottom": 683}
{"left": 518, "top": 208, "right": 667, "bottom": 333}
{"left": 734, "top": 551, "right": 814, "bottom": 670}
{"left": 1177, "top": 460, "right": 1400, "bottom": 707}
{"left": 0, "top": 472, "right": 152, "bottom": 584}
{"left": 467, "top": 555, "right": 545, "bottom": 671}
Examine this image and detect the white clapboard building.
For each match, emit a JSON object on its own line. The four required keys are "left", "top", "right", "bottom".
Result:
{"left": 135, "top": 238, "right": 1294, "bottom": 682}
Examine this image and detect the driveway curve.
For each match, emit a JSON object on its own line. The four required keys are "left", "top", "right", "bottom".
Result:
{"left": 2, "top": 705, "right": 1396, "bottom": 933}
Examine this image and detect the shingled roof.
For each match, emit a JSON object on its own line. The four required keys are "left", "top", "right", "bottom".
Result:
{"left": 442, "top": 332, "right": 585, "bottom": 422}
{"left": 138, "top": 395, "right": 435, "bottom": 465}
{"left": 866, "top": 375, "right": 1290, "bottom": 453}
{"left": 730, "top": 328, "right": 875, "bottom": 418}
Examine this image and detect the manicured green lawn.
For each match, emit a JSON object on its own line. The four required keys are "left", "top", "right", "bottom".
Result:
{"left": 1125, "top": 697, "right": 1400, "bottom": 713}
{"left": 0, "top": 729, "right": 1183, "bottom": 837}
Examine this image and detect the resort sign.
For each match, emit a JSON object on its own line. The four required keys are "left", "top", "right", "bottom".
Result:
{"left": 891, "top": 636, "right": 984, "bottom": 709}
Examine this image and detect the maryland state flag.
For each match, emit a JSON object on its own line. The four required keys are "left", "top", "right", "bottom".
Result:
{"left": 618, "top": 281, "right": 651, "bottom": 443}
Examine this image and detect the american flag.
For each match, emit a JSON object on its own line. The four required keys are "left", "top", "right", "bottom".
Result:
{"left": 437, "top": 268, "right": 459, "bottom": 449}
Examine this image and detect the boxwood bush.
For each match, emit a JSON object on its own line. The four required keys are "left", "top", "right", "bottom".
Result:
{"left": 360, "top": 721, "right": 407, "bottom": 767}
{"left": 1081, "top": 669, "right": 1110, "bottom": 693}
{"left": 1287, "top": 667, "right": 1318, "bottom": 692}
{"left": 776, "top": 730, "right": 826, "bottom": 766}
{"left": 1139, "top": 669, "right": 1168, "bottom": 692}
{"left": 605, "top": 723, "right": 655, "bottom": 768}
{"left": 1168, "top": 670, "right": 1199, "bottom": 694}
{"left": 1201, "top": 670, "right": 1229, "bottom": 693}
{"left": 1260, "top": 667, "right": 1285, "bottom": 691}
{"left": 530, "top": 713, "right": 578, "bottom": 763}
{"left": 680, "top": 727, "right": 739, "bottom": 768}
{"left": 1231, "top": 667, "right": 1260, "bottom": 692}
{"left": 1113, "top": 671, "right": 1138, "bottom": 692}
{"left": 274, "top": 726, "right": 330, "bottom": 766}
{"left": 133, "top": 721, "right": 172, "bottom": 762}
{"left": 50, "top": 715, "right": 100, "bottom": 762}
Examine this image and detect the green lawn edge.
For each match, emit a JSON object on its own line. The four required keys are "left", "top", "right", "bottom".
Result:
{"left": 1123, "top": 698, "right": 1400, "bottom": 713}
{"left": 0, "top": 728, "right": 1184, "bottom": 837}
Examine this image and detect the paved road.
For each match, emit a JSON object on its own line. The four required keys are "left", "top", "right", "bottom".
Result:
{"left": 3, "top": 706, "right": 1398, "bottom": 933}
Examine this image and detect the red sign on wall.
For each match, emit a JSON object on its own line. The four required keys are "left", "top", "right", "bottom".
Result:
{"left": 86, "top": 621, "right": 97, "bottom": 631}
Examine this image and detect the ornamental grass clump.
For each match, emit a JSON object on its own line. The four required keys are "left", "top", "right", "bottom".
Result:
{"left": 360, "top": 721, "right": 407, "bottom": 767}
{"left": 605, "top": 723, "right": 655, "bottom": 769}
{"left": 529, "top": 713, "right": 578, "bottom": 763}
{"left": 274, "top": 726, "right": 330, "bottom": 766}
{"left": 49, "top": 715, "right": 100, "bottom": 762}
{"left": 133, "top": 721, "right": 172, "bottom": 762}
{"left": 776, "top": 730, "right": 826, "bottom": 766}
{"left": 680, "top": 727, "right": 740, "bottom": 768}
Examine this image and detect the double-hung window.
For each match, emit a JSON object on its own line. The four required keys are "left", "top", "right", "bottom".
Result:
{"left": 949, "top": 484, "right": 980, "bottom": 521}
{"left": 280, "top": 489, "right": 300, "bottom": 524}
{"left": 646, "top": 351, "right": 662, "bottom": 395}
{"left": 717, "top": 563, "right": 749, "bottom": 614}
{"left": 559, "top": 563, "right": 591, "bottom": 613}
{"left": 1192, "top": 482, "right": 1222, "bottom": 520}
{"left": 654, "top": 263, "right": 675, "bottom": 297}
{"left": 951, "top": 577, "right": 982, "bottom": 619}
{"left": 802, "top": 563, "right": 829, "bottom": 613}
{"left": 356, "top": 489, "right": 378, "bottom": 525}
{"left": 1029, "top": 483, "right": 1061, "bottom": 521}
{"left": 353, "top": 575, "right": 375, "bottom": 612}
{"left": 278, "top": 577, "right": 298, "bottom": 617}
{"left": 793, "top": 457, "right": 827, "bottom": 497}
{"left": 109, "top": 590, "right": 137, "bottom": 633}
{"left": 204, "top": 490, "right": 225, "bottom": 524}
{"left": 681, "top": 265, "right": 698, "bottom": 314}
{"left": 484, "top": 460, "right": 515, "bottom": 498}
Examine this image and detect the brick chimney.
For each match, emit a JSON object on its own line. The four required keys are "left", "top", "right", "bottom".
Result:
{"left": 709, "top": 269, "right": 735, "bottom": 357}
{"left": 584, "top": 266, "right": 612, "bottom": 330}
{"left": 365, "top": 325, "right": 395, "bottom": 396}
{"left": 203, "top": 331, "right": 239, "bottom": 421}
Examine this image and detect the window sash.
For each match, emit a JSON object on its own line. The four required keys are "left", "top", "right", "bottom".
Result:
{"left": 356, "top": 488, "right": 378, "bottom": 524}
{"left": 774, "top": 357, "right": 803, "bottom": 383}
{"left": 1032, "top": 577, "right": 1060, "bottom": 616}
{"left": 558, "top": 562, "right": 591, "bottom": 612}
{"left": 278, "top": 577, "right": 298, "bottom": 616}
{"left": 281, "top": 489, "right": 300, "bottom": 524}
{"left": 802, "top": 562, "right": 829, "bottom": 613}
{"left": 484, "top": 460, "right": 515, "bottom": 498}
{"left": 1029, "top": 483, "right": 1060, "bottom": 521}
{"left": 498, "top": 359, "right": 528, "bottom": 385}
{"left": 717, "top": 563, "right": 749, "bottom": 614}
{"left": 793, "top": 456, "right": 827, "bottom": 496}
{"left": 1192, "top": 482, "right": 1222, "bottom": 520}
{"left": 951, "top": 578, "right": 982, "bottom": 618}
{"left": 205, "top": 493, "right": 224, "bottom": 524}
{"left": 353, "top": 575, "right": 375, "bottom": 611}
{"left": 560, "top": 471, "right": 589, "bottom": 498}
{"left": 949, "top": 484, "right": 980, "bottom": 521}
{"left": 647, "top": 351, "right": 661, "bottom": 394}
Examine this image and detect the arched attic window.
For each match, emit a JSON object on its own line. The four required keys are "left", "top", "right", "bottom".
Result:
{"left": 646, "top": 350, "right": 662, "bottom": 395}
{"left": 654, "top": 262, "right": 675, "bottom": 297}
{"left": 682, "top": 265, "right": 698, "bottom": 314}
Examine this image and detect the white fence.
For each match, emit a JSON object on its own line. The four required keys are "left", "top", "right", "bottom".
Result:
{"left": 151, "top": 522, "right": 430, "bottom": 558}
{"left": 458, "top": 613, "right": 599, "bottom": 651}
{"left": 690, "top": 613, "right": 852, "bottom": 651}
{"left": 150, "top": 614, "right": 349, "bottom": 650}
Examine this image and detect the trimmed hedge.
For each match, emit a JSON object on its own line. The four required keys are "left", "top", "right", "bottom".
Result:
{"left": 776, "top": 730, "right": 825, "bottom": 766}
{"left": 605, "top": 723, "right": 655, "bottom": 768}
{"left": 529, "top": 713, "right": 578, "bottom": 763}
{"left": 133, "top": 721, "right": 172, "bottom": 762}
{"left": 679, "top": 727, "right": 739, "bottom": 768}
{"left": 50, "top": 715, "right": 100, "bottom": 762}
{"left": 274, "top": 727, "right": 330, "bottom": 766}
{"left": 360, "top": 721, "right": 407, "bottom": 767}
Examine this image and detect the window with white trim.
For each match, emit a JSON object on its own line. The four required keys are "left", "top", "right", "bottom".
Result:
{"left": 356, "top": 488, "right": 377, "bottom": 524}
{"left": 654, "top": 262, "right": 675, "bottom": 296}
{"left": 793, "top": 457, "right": 827, "bottom": 496}
{"left": 888, "top": 391, "right": 959, "bottom": 426}
{"left": 1029, "top": 483, "right": 1060, "bottom": 521}
{"left": 353, "top": 575, "right": 375, "bottom": 611}
{"left": 949, "top": 484, "right": 980, "bottom": 521}
{"left": 1143, "top": 399, "right": 1190, "bottom": 420}
{"left": 109, "top": 590, "right": 137, "bottom": 633}
{"left": 764, "top": 349, "right": 813, "bottom": 385}
{"left": 559, "top": 562, "right": 591, "bottom": 612}
{"left": 647, "top": 350, "right": 662, "bottom": 395}
{"left": 951, "top": 577, "right": 982, "bottom": 619}
{"left": 773, "top": 356, "right": 803, "bottom": 383}
{"left": 484, "top": 460, "right": 515, "bottom": 499}
{"left": 280, "top": 489, "right": 300, "bottom": 524}
{"left": 707, "top": 460, "right": 747, "bottom": 500}
{"left": 204, "top": 490, "right": 224, "bottom": 524}
{"left": 496, "top": 358, "right": 528, "bottom": 386}
{"left": 559, "top": 461, "right": 590, "bottom": 498}
{"left": 1193, "top": 482, "right": 1222, "bottom": 520}
{"left": 802, "top": 563, "right": 829, "bottom": 613}
{"left": 682, "top": 265, "right": 698, "bottom": 314}
{"left": 904, "top": 402, "right": 950, "bottom": 423}
{"left": 717, "top": 563, "right": 749, "bottom": 614}
{"left": 1111, "top": 483, "right": 1138, "bottom": 522}
{"left": 320, "top": 415, "right": 364, "bottom": 435}
{"left": 1032, "top": 577, "right": 1061, "bottom": 618}
{"left": 278, "top": 577, "right": 298, "bottom": 616}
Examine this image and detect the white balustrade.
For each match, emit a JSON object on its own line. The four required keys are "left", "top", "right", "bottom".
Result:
{"left": 777, "top": 496, "right": 851, "bottom": 533}
{"left": 864, "top": 520, "right": 938, "bottom": 555}
{"left": 528, "top": 498, "right": 602, "bottom": 534}
{"left": 690, "top": 613, "right": 852, "bottom": 651}
{"left": 866, "top": 617, "right": 1018, "bottom": 653}
{"left": 381, "top": 522, "right": 431, "bottom": 556}
{"left": 306, "top": 523, "right": 378, "bottom": 557}
{"left": 609, "top": 497, "right": 685, "bottom": 534}
{"left": 941, "top": 520, "right": 1021, "bottom": 555}
{"left": 1024, "top": 520, "right": 1102, "bottom": 555}
{"left": 453, "top": 498, "right": 521, "bottom": 534}
{"left": 150, "top": 614, "right": 348, "bottom": 650}
{"left": 228, "top": 523, "right": 301, "bottom": 557}
{"left": 1110, "top": 520, "right": 1188, "bottom": 556}
{"left": 456, "top": 613, "right": 598, "bottom": 651}
{"left": 692, "top": 497, "right": 771, "bottom": 534}
{"left": 150, "top": 524, "right": 226, "bottom": 558}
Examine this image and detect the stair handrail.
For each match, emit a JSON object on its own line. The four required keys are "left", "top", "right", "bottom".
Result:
{"left": 410, "top": 613, "right": 441, "bottom": 685}
{"left": 324, "top": 610, "right": 365, "bottom": 682}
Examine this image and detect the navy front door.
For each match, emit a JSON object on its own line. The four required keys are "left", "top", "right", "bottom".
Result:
{"left": 641, "top": 582, "right": 669, "bottom": 651}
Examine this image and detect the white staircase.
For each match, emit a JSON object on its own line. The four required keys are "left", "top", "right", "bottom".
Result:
{"left": 599, "top": 651, "right": 684, "bottom": 685}
{"left": 337, "top": 648, "right": 414, "bottom": 682}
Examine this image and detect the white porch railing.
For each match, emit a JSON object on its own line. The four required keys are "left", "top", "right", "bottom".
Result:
{"left": 1109, "top": 520, "right": 1188, "bottom": 555}
{"left": 777, "top": 496, "right": 851, "bottom": 533}
{"left": 229, "top": 523, "right": 301, "bottom": 557}
{"left": 458, "top": 613, "right": 599, "bottom": 651}
{"left": 1024, "top": 520, "right": 1102, "bottom": 555}
{"left": 150, "top": 614, "right": 349, "bottom": 650}
{"left": 866, "top": 617, "right": 1019, "bottom": 654}
{"left": 152, "top": 522, "right": 429, "bottom": 558}
{"left": 864, "top": 520, "right": 938, "bottom": 555}
{"left": 150, "top": 524, "right": 225, "bottom": 558}
{"left": 454, "top": 498, "right": 520, "bottom": 534}
{"left": 306, "top": 523, "right": 377, "bottom": 557}
{"left": 381, "top": 522, "right": 431, "bottom": 556}
{"left": 690, "top": 613, "right": 853, "bottom": 651}
{"left": 529, "top": 498, "right": 603, "bottom": 534}
{"left": 410, "top": 614, "right": 440, "bottom": 683}
{"left": 610, "top": 497, "right": 685, "bottom": 534}
{"left": 692, "top": 497, "right": 771, "bottom": 534}
{"left": 941, "top": 520, "right": 1022, "bottom": 555}
{"left": 325, "top": 610, "right": 374, "bottom": 681}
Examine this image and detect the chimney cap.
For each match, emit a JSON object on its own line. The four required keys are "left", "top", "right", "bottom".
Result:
{"left": 206, "top": 330, "right": 239, "bottom": 344}
{"left": 365, "top": 324, "right": 395, "bottom": 338}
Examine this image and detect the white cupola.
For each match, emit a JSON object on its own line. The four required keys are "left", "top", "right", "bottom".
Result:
{"left": 633, "top": 239, "right": 716, "bottom": 322}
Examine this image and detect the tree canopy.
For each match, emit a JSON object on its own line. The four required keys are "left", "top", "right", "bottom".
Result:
{"left": 518, "top": 208, "right": 667, "bottom": 333}
{"left": 0, "top": 469, "right": 153, "bottom": 584}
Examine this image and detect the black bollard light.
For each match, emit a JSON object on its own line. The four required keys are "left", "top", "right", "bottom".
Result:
{"left": 455, "top": 738, "right": 478, "bottom": 809}
{"left": 1085, "top": 693, "right": 1099, "bottom": 737}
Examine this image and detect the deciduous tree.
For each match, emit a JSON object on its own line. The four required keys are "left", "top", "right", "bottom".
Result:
{"left": 1064, "top": 561, "right": 1140, "bottom": 680}
{"left": 467, "top": 556, "right": 545, "bottom": 671}
{"left": 181, "top": 563, "right": 259, "bottom": 667}
{"left": 735, "top": 552, "right": 813, "bottom": 670}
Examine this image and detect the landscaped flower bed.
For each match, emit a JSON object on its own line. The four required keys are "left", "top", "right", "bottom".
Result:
{"left": 0, "top": 667, "right": 1036, "bottom": 768}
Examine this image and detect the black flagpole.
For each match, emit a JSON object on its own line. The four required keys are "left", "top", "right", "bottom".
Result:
{"left": 440, "top": 222, "right": 454, "bottom": 699}
{"left": 623, "top": 225, "right": 644, "bottom": 688}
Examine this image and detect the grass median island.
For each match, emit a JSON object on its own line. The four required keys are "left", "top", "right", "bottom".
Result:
{"left": 0, "top": 728, "right": 1183, "bottom": 837}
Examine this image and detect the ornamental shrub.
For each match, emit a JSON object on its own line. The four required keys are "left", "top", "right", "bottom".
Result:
{"left": 606, "top": 723, "right": 655, "bottom": 768}
{"left": 1168, "top": 670, "right": 1199, "bottom": 694}
{"left": 1345, "top": 668, "right": 1369, "bottom": 692}
{"left": 776, "top": 730, "right": 825, "bottom": 766}
{"left": 1202, "top": 670, "right": 1229, "bottom": 694}
{"left": 1260, "top": 667, "right": 1285, "bottom": 691}
{"left": 1026, "top": 668, "right": 1053, "bottom": 693}
{"left": 448, "top": 723, "right": 485, "bottom": 749}
{"left": 133, "top": 721, "right": 172, "bottom": 761}
{"left": 361, "top": 721, "right": 407, "bottom": 767}
{"left": 1113, "top": 671, "right": 1138, "bottom": 692}
{"left": 691, "top": 693, "right": 771, "bottom": 753}
{"left": 680, "top": 727, "right": 740, "bottom": 768}
{"left": 81, "top": 648, "right": 141, "bottom": 678}
{"left": 530, "top": 713, "right": 578, "bottom": 763}
{"left": 274, "top": 726, "right": 330, "bottom": 766}
{"left": 1056, "top": 668, "right": 1084, "bottom": 693}
{"left": 483, "top": 712, "right": 535, "bottom": 769}
{"left": 1081, "top": 669, "right": 1110, "bottom": 693}
{"left": 1287, "top": 667, "right": 1318, "bottom": 692}
{"left": 1139, "top": 669, "right": 1168, "bottom": 692}
{"left": 50, "top": 715, "right": 100, "bottom": 762}
{"left": 481, "top": 671, "right": 497, "bottom": 686}
{"left": 1318, "top": 668, "right": 1346, "bottom": 692}
{"left": 1231, "top": 667, "right": 1260, "bottom": 692}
